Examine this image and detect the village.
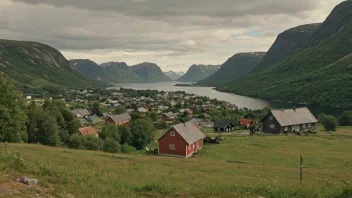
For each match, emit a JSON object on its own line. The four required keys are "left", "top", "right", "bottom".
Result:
{"left": 24, "top": 87, "right": 324, "bottom": 158}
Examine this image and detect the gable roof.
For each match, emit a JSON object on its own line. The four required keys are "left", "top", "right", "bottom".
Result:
{"left": 213, "top": 120, "right": 235, "bottom": 128}
{"left": 266, "top": 107, "right": 318, "bottom": 127}
{"left": 137, "top": 107, "right": 148, "bottom": 113}
{"left": 163, "top": 112, "right": 175, "bottom": 117}
{"left": 108, "top": 113, "right": 131, "bottom": 123}
{"left": 157, "top": 122, "right": 205, "bottom": 145}
{"left": 240, "top": 119, "right": 253, "bottom": 125}
{"left": 88, "top": 114, "right": 100, "bottom": 122}
{"left": 79, "top": 126, "right": 98, "bottom": 136}
{"left": 71, "top": 108, "right": 90, "bottom": 117}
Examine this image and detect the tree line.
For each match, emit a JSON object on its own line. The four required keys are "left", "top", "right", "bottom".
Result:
{"left": 0, "top": 75, "right": 155, "bottom": 153}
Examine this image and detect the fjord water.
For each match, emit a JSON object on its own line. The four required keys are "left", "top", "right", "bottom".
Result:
{"left": 109, "top": 81, "right": 350, "bottom": 116}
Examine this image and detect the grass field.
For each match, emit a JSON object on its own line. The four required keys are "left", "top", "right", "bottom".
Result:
{"left": 1, "top": 127, "right": 352, "bottom": 197}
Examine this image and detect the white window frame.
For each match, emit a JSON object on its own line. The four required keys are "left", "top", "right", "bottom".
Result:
{"left": 169, "top": 144, "right": 175, "bottom": 150}
{"left": 192, "top": 144, "right": 195, "bottom": 149}
{"left": 269, "top": 116, "right": 273, "bottom": 121}
{"left": 170, "top": 131, "right": 175, "bottom": 136}
{"left": 302, "top": 124, "right": 306, "bottom": 129}
{"left": 308, "top": 124, "right": 312, "bottom": 128}
{"left": 284, "top": 127, "right": 288, "bottom": 131}
{"left": 270, "top": 124, "right": 275, "bottom": 129}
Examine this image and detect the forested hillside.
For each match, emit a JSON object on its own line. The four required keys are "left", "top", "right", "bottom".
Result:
{"left": 218, "top": 1, "right": 352, "bottom": 107}
{"left": 0, "top": 39, "right": 104, "bottom": 89}
{"left": 197, "top": 52, "right": 265, "bottom": 86}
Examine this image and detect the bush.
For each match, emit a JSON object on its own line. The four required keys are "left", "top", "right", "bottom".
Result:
{"left": 103, "top": 137, "right": 121, "bottom": 153}
{"left": 100, "top": 124, "right": 121, "bottom": 142}
{"left": 84, "top": 136, "right": 104, "bottom": 151}
{"left": 68, "top": 134, "right": 86, "bottom": 149}
{"left": 121, "top": 143, "right": 136, "bottom": 153}
{"left": 319, "top": 114, "right": 337, "bottom": 131}
{"left": 338, "top": 111, "right": 352, "bottom": 126}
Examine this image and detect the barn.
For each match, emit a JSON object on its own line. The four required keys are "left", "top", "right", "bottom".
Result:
{"left": 157, "top": 122, "right": 205, "bottom": 158}
{"left": 213, "top": 121, "right": 236, "bottom": 132}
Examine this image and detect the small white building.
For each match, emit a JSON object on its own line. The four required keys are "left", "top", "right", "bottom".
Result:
{"left": 26, "top": 96, "right": 32, "bottom": 100}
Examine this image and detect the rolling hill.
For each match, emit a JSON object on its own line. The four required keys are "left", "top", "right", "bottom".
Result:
{"left": 177, "top": 64, "right": 220, "bottom": 82}
{"left": 218, "top": 0, "right": 352, "bottom": 107}
{"left": 0, "top": 39, "right": 104, "bottom": 89}
{"left": 197, "top": 52, "right": 265, "bottom": 86}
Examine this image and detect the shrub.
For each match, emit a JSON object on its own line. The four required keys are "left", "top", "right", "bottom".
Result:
{"left": 320, "top": 115, "right": 338, "bottom": 131}
{"left": 68, "top": 134, "right": 86, "bottom": 149}
{"left": 338, "top": 111, "right": 352, "bottom": 126}
{"left": 84, "top": 136, "right": 103, "bottom": 151}
{"left": 103, "top": 137, "right": 121, "bottom": 153}
{"left": 121, "top": 143, "right": 136, "bottom": 153}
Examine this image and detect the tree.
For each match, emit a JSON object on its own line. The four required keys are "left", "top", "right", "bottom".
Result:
{"left": 130, "top": 112, "right": 142, "bottom": 120}
{"left": 130, "top": 119, "right": 155, "bottom": 149}
{"left": 68, "top": 134, "right": 86, "bottom": 149}
{"left": 338, "top": 111, "right": 352, "bottom": 126}
{"left": 100, "top": 124, "right": 121, "bottom": 142}
{"left": 157, "top": 120, "right": 168, "bottom": 129}
{"left": 92, "top": 102, "right": 103, "bottom": 117}
{"left": 119, "top": 125, "right": 132, "bottom": 145}
{"left": 0, "top": 75, "right": 28, "bottom": 142}
{"left": 113, "top": 106, "right": 125, "bottom": 114}
{"left": 319, "top": 114, "right": 337, "bottom": 131}
{"left": 149, "top": 111, "right": 157, "bottom": 121}
{"left": 84, "top": 136, "right": 103, "bottom": 151}
{"left": 103, "top": 137, "right": 121, "bottom": 153}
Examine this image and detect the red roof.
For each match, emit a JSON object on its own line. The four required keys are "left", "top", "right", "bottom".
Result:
{"left": 79, "top": 126, "right": 98, "bottom": 136}
{"left": 240, "top": 119, "right": 253, "bottom": 125}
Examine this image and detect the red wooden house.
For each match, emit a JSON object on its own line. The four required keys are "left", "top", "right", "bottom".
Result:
{"left": 240, "top": 119, "right": 254, "bottom": 129}
{"left": 157, "top": 122, "right": 205, "bottom": 158}
{"left": 78, "top": 126, "right": 99, "bottom": 137}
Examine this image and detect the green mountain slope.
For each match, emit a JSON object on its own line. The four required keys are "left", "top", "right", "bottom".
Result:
{"left": 177, "top": 64, "right": 220, "bottom": 82}
{"left": 197, "top": 52, "right": 265, "bottom": 86}
{"left": 0, "top": 39, "right": 103, "bottom": 89}
{"left": 218, "top": 1, "right": 352, "bottom": 107}
{"left": 132, "top": 62, "right": 171, "bottom": 82}
{"left": 101, "top": 62, "right": 144, "bottom": 82}
{"left": 70, "top": 59, "right": 105, "bottom": 81}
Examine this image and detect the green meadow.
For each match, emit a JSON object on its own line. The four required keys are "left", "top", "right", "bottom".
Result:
{"left": 0, "top": 127, "right": 352, "bottom": 197}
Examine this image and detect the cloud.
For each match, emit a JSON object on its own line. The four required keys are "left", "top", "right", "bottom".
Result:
{"left": 0, "top": 0, "right": 344, "bottom": 71}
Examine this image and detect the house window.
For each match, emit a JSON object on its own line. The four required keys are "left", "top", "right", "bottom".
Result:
{"left": 284, "top": 127, "right": 288, "bottom": 131}
{"left": 270, "top": 124, "right": 275, "bottom": 129}
{"left": 308, "top": 124, "right": 312, "bottom": 128}
{"left": 170, "top": 131, "right": 175, "bottom": 136}
{"left": 192, "top": 144, "right": 195, "bottom": 149}
{"left": 302, "top": 125, "right": 306, "bottom": 129}
{"left": 169, "top": 144, "right": 175, "bottom": 150}
{"left": 269, "top": 116, "right": 273, "bottom": 121}
{"left": 196, "top": 142, "right": 199, "bottom": 148}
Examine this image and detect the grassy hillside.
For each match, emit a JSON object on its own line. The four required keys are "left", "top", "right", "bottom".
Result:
{"left": 178, "top": 64, "right": 220, "bottom": 82}
{"left": 0, "top": 39, "right": 104, "bottom": 89}
{"left": 197, "top": 52, "right": 265, "bottom": 86}
{"left": 1, "top": 127, "right": 352, "bottom": 197}
{"left": 219, "top": 1, "right": 352, "bottom": 107}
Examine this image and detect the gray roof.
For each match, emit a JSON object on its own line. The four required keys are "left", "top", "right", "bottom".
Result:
{"left": 108, "top": 113, "right": 131, "bottom": 123}
{"left": 269, "top": 107, "right": 318, "bottom": 127}
{"left": 71, "top": 109, "right": 90, "bottom": 117}
{"left": 164, "top": 112, "right": 175, "bottom": 117}
{"left": 137, "top": 107, "right": 148, "bottom": 113}
{"left": 158, "top": 122, "right": 205, "bottom": 145}
{"left": 213, "top": 120, "right": 235, "bottom": 128}
{"left": 88, "top": 114, "right": 100, "bottom": 122}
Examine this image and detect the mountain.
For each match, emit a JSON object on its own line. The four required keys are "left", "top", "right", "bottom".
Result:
{"left": 197, "top": 52, "right": 265, "bottom": 86}
{"left": 70, "top": 59, "right": 105, "bottom": 81}
{"left": 132, "top": 62, "right": 171, "bottom": 82}
{"left": 0, "top": 39, "right": 103, "bottom": 89}
{"left": 218, "top": 1, "right": 352, "bottom": 107}
{"left": 164, "top": 70, "right": 185, "bottom": 80}
{"left": 177, "top": 65, "right": 220, "bottom": 82}
{"left": 101, "top": 62, "right": 143, "bottom": 82}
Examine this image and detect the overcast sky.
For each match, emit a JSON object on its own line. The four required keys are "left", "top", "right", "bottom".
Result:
{"left": 0, "top": 0, "right": 344, "bottom": 72}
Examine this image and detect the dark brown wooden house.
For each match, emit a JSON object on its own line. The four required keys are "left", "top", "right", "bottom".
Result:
{"left": 213, "top": 121, "right": 236, "bottom": 132}
{"left": 261, "top": 107, "right": 318, "bottom": 133}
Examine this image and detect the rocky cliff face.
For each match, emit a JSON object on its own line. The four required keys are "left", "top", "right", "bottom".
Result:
{"left": 0, "top": 39, "right": 103, "bottom": 89}
{"left": 164, "top": 70, "right": 185, "bottom": 80}
{"left": 177, "top": 64, "right": 220, "bottom": 82}
{"left": 197, "top": 52, "right": 265, "bottom": 86}
{"left": 132, "top": 62, "right": 171, "bottom": 82}
{"left": 70, "top": 59, "right": 105, "bottom": 80}
{"left": 102, "top": 62, "right": 143, "bottom": 82}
